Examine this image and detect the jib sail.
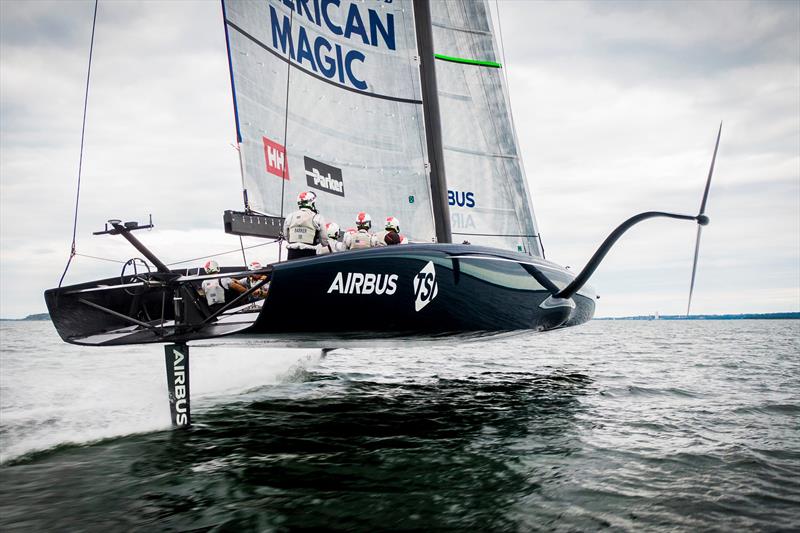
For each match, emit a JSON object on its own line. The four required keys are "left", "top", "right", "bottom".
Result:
{"left": 430, "top": 0, "right": 543, "bottom": 255}
{"left": 222, "top": 0, "right": 437, "bottom": 242}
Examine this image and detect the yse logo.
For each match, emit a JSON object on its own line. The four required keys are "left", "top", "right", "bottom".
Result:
{"left": 414, "top": 261, "right": 438, "bottom": 312}
{"left": 448, "top": 190, "right": 475, "bottom": 208}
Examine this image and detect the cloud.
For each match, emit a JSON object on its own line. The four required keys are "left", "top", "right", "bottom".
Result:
{"left": 1, "top": 0, "right": 798, "bottom": 318}
{"left": 492, "top": 0, "right": 799, "bottom": 316}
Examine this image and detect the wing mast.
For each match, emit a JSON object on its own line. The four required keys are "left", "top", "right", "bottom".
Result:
{"left": 413, "top": 0, "right": 452, "bottom": 244}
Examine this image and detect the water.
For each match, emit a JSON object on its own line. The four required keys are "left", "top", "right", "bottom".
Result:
{"left": 1, "top": 320, "right": 798, "bottom": 531}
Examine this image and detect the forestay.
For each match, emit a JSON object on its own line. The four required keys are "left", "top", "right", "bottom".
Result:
{"left": 222, "top": 0, "right": 437, "bottom": 242}
{"left": 431, "top": 0, "right": 543, "bottom": 255}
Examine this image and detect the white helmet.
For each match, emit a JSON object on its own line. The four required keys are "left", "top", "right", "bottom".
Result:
{"left": 297, "top": 191, "right": 317, "bottom": 211}
{"left": 325, "top": 221, "right": 340, "bottom": 240}
{"left": 248, "top": 261, "right": 262, "bottom": 271}
{"left": 355, "top": 211, "right": 372, "bottom": 230}
{"left": 385, "top": 216, "right": 400, "bottom": 232}
{"left": 203, "top": 260, "right": 220, "bottom": 274}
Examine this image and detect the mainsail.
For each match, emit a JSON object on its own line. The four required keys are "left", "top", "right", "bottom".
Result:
{"left": 222, "top": 0, "right": 437, "bottom": 242}
{"left": 222, "top": 0, "right": 542, "bottom": 253}
{"left": 430, "top": 0, "right": 543, "bottom": 255}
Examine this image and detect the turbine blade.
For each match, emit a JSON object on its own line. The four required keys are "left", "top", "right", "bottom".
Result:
{"left": 699, "top": 122, "right": 723, "bottom": 216}
{"left": 687, "top": 225, "right": 703, "bottom": 316}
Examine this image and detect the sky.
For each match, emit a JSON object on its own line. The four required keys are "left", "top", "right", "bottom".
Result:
{"left": 1, "top": 0, "right": 798, "bottom": 319}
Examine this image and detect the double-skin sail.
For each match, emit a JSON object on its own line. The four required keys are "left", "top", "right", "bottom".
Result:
{"left": 222, "top": 0, "right": 541, "bottom": 254}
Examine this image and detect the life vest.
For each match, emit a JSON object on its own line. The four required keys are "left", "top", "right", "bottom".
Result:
{"left": 202, "top": 279, "right": 226, "bottom": 305}
{"left": 287, "top": 209, "right": 318, "bottom": 245}
{"left": 349, "top": 229, "right": 374, "bottom": 249}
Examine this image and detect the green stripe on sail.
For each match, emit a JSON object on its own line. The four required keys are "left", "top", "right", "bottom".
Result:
{"left": 433, "top": 54, "right": 502, "bottom": 68}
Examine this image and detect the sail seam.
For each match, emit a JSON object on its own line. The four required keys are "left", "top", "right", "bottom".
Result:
{"left": 225, "top": 20, "right": 423, "bottom": 105}
{"left": 431, "top": 21, "right": 493, "bottom": 36}
{"left": 443, "top": 145, "right": 517, "bottom": 159}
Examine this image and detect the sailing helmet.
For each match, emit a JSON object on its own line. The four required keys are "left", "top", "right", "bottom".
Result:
{"left": 325, "top": 221, "right": 340, "bottom": 240}
{"left": 385, "top": 216, "right": 400, "bottom": 232}
{"left": 203, "top": 260, "right": 220, "bottom": 274}
{"left": 248, "top": 261, "right": 262, "bottom": 271}
{"left": 355, "top": 212, "right": 372, "bottom": 230}
{"left": 297, "top": 191, "right": 317, "bottom": 212}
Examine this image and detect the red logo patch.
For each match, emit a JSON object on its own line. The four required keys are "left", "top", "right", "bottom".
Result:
{"left": 263, "top": 137, "right": 289, "bottom": 180}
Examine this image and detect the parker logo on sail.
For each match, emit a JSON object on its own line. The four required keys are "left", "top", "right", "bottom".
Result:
{"left": 327, "top": 272, "right": 398, "bottom": 295}
{"left": 171, "top": 348, "right": 189, "bottom": 426}
{"left": 268, "top": 0, "right": 397, "bottom": 91}
{"left": 263, "top": 136, "right": 289, "bottom": 180}
{"left": 414, "top": 261, "right": 438, "bottom": 312}
{"left": 304, "top": 157, "right": 344, "bottom": 197}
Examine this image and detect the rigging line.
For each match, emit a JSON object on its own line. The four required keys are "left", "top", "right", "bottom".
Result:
{"left": 277, "top": 8, "right": 294, "bottom": 262}
{"left": 58, "top": 0, "right": 99, "bottom": 288}
{"left": 74, "top": 253, "right": 126, "bottom": 264}
{"left": 239, "top": 235, "right": 248, "bottom": 266}
{"left": 235, "top": 142, "right": 248, "bottom": 209}
{"left": 165, "top": 239, "right": 279, "bottom": 267}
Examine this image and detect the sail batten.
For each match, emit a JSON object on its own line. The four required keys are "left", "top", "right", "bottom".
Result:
{"left": 434, "top": 54, "right": 501, "bottom": 68}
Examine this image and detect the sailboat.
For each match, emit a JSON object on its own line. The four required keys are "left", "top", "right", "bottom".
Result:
{"left": 44, "top": 1, "right": 719, "bottom": 425}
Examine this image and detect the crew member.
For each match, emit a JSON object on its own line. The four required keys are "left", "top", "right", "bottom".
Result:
{"left": 238, "top": 260, "right": 269, "bottom": 300}
{"left": 344, "top": 212, "right": 376, "bottom": 250}
{"left": 283, "top": 191, "right": 328, "bottom": 260}
{"left": 318, "top": 222, "right": 345, "bottom": 254}
{"left": 202, "top": 260, "right": 268, "bottom": 304}
{"left": 199, "top": 260, "right": 231, "bottom": 306}
{"left": 375, "top": 216, "right": 404, "bottom": 246}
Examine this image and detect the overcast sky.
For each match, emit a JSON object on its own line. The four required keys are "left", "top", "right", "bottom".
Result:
{"left": 1, "top": 0, "right": 798, "bottom": 319}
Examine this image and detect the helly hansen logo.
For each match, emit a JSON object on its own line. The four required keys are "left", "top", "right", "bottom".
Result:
{"left": 328, "top": 272, "right": 398, "bottom": 295}
{"left": 305, "top": 157, "right": 345, "bottom": 197}
{"left": 263, "top": 136, "right": 289, "bottom": 179}
{"left": 414, "top": 261, "right": 438, "bottom": 312}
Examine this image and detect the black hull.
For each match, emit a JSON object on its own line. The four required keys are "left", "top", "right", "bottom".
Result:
{"left": 256, "top": 245, "right": 594, "bottom": 332}
{"left": 45, "top": 244, "right": 595, "bottom": 346}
